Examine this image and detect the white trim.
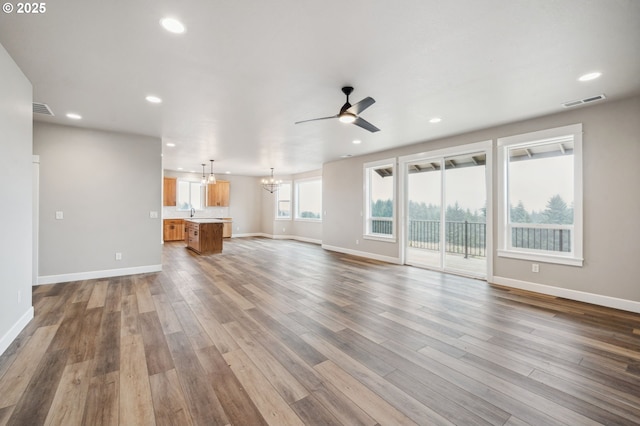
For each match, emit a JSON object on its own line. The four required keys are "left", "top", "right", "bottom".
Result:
{"left": 38, "top": 264, "right": 163, "bottom": 285}
{"left": 497, "top": 123, "right": 583, "bottom": 264}
{"left": 363, "top": 234, "right": 397, "bottom": 243}
{"left": 491, "top": 276, "right": 640, "bottom": 314}
{"left": 322, "top": 244, "right": 402, "bottom": 264}
{"left": 497, "top": 249, "right": 583, "bottom": 266}
{"left": 398, "top": 140, "right": 493, "bottom": 277}
{"left": 363, "top": 158, "right": 396, "bottom": 240}
{"left": 294, "top": 176, "right": 323, "bottom": 221}
{"left": 0, "top": 307, "right": 34, "bottom": 356}
{"left": 398, "top": 140, "right": 493, "bottom": 164}
{"left": 275, "top": 180, "right": 292, "bottom": 220}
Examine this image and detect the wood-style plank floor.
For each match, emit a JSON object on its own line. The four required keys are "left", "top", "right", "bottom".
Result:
{"left": 1, "top": 237, "right": 640, "bottom": 425}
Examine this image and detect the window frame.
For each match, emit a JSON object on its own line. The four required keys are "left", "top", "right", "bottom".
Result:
{"left": 176, "top": 179, "right": 206, "bottom": 211}
{"left": 275, "top": 180, "right": 292, "bottom": 220}
{"left": 497, "top": 123, "right": 583, "bottom": 266}
{"left": 294, "top": 177, "right": 322, "bottom": 222}
{"left": 363, "top": 158, "right": 396, "bottom": 242}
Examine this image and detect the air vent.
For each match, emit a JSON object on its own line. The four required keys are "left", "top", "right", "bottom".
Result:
{"left": 562, "top": 94, "right": 606, "bottom": 108}
{"left": 33, "top": 102, "right": 54, "bottom": 116}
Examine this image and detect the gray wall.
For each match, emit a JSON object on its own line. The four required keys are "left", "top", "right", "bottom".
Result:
{"left": 323, "top": 95, "right": 640, "bottom": 304}
{"left": 0, "top": 43, "right": 33, "bottom": 355}
{"left": 33, "top": 122, "right": 162, "bottom": 281}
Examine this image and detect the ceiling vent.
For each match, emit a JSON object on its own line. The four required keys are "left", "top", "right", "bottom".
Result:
{"left": 33, "top": 102, "right": 55, "bottom": 116}
{"left": 562, "top": 94, "right": 606, "bottom": 108}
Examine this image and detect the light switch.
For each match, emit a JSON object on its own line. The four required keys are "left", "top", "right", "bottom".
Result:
{"left": 55, "top": 211, "right": 64, "bottom": 220}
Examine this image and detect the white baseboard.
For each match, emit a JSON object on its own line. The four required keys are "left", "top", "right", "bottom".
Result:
{"left": 254, "top": 233, "right": 322, "bottom": 245}
{"left": 322, "top": 244, "right": 402, "bottom": 265}
{"left": 231, "top": 232, "right": 266, "bottom": 238}
{"left": 38, "top": 264, "right": 163, "bottom": 285}
{"left": 492, "top": 276, "right": 640, "bottom": 314}
{"left": 0, "top": 307, "right": 34, "bottom": 356}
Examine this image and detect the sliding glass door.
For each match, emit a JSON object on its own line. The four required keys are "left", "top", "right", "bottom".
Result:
{"left": 404, "top": 148, "right": 488, "bottom": 278}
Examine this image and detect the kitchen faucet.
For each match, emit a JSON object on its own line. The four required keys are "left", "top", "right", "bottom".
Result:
{"left": 190, "top": 207, "right": 195, "bottom": 217}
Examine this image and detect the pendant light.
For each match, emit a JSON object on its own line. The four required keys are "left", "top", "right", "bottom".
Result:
{"left": 200, "top": 163, "right": 207, "bottom": 185}
{"left": 208, "top": 159, "right": 216, "bottom": 184}
{"left": 261, "top": 168, "right": 282, "bottom": 193}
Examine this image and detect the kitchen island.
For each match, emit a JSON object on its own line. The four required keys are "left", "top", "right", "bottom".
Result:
{"left": 185, "top": 218, "right": 226, "bottom": 254}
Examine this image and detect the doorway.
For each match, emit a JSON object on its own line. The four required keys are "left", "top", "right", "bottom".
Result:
{"left": 402, "top": 143, "right": 490, "bottom": 278}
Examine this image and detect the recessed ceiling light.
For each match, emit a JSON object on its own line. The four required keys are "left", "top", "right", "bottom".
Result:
{"left": 578, "top": 72, "right": 601, "bottom": 82}
{"left": 225, "top": 171, "right": 231, "bottom": 174}
{"left": 166, "top": 143, "right": 175, "bottom": 147}
{"left": 429, "top": 117, "right": 442, "bottom": 124}
{"left": 146, "top": 95, "right": 162, "bottom": 104}
{"left": 160, "top": 17, "right": 185, "bottom": 34}
{"left": 352, "top": 140, "right": 362, "bottom": 144}
{"left": 177, "top": 167, "right": 183, "bottom": 170}
{"left": 66, "top": 113, "right": 82, "bottom": 120}
{"left": 340, "top": 154, "right": 353, "bottom": 158}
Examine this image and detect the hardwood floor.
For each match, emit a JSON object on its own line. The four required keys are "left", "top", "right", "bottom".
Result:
{"left": 1, "top": 237, "right": 640, "bottom": 425}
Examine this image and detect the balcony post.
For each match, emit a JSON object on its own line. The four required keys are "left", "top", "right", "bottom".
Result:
{"left": 464, "top": 220, "right": 469, "bottom": 259}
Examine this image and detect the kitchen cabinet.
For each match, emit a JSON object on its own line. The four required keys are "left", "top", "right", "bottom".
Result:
{"left": 207, "top": 180, "right": 230, "bottom": 207}
{"left": 220, "top": 218, "right": 232, "bottom": 238}
{"left": 163, "top": 219, "right": 185, "bottom": 241}
{"left": 163, "top": 177, "right": 177, "bottom": 206}
{"left": 185, "top": 219, "right": 223, "bottom": 254}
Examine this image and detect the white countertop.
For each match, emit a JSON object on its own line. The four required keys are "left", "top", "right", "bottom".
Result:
{"left": 184, "top": 218, "right": 231, "bottom": 223}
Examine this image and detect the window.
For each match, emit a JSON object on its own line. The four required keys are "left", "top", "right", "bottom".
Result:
{"left": 295, "top": 178, "right": 322, "bottom": 221}
{"left": 177, "top": 180, "right": 205, "bottom": 211}
{"left": 497, "top": 123, "right": 582, "bottom": 266}
{"left": 276, "top": 181, "right": 292, "bottom": 219}
{"left": 364, "top": 159, "right": 395, "bottom": 240}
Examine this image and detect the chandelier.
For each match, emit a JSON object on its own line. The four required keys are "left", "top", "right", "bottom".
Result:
{"left": 261, "top": 168, "right": 282, "bottom": 193}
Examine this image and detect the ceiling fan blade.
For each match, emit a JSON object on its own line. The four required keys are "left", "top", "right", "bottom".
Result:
{"left": 346, "top": 97, "right": 375, "bottom": 115}
{"left": 295, "top": 115, "right": 337, "bottom": 124}
{"left": 353, "top": 116, "right": 380, "bottom": 133}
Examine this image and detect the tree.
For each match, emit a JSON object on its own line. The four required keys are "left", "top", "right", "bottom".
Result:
{"left": 510, "top": 200, "right": 531, "bottom": 223}
{"left": 371, "top": 199, "right": 393, "bottom": 218}
{"left": 543, "top": 194, "right": 572, "bottom": 224}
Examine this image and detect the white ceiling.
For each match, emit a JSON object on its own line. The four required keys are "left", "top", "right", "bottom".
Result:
{"left": 1, "top": 1, "right": 638, "bottom": 177}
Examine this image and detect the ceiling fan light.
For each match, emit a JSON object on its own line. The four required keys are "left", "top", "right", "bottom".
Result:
{"left": 339, "top": 113, "right": 356, "bottom": 124}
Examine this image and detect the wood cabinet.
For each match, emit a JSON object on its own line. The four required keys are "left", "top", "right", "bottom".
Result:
{"left": 163, "top": 177, "right": 177, "bottom": 206}
{"left": 207, "top": 180, "right": 230, "bottom": 207}
{"left": 163, "top": 219, "right": 185, "bottom": 241}
{"left": 185, "top": 221, "right": 223, "bottom": 254}
{"left": 220, "top": 218, "right": 232, "bottom": 238}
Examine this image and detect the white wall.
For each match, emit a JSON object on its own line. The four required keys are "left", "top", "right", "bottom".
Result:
{"left": 0, "top": 43, "right": 33, "bottom": 355}
{"left": 322, "top": 95, "right": 640, "bottom": 310}
{"left": 33, "top": 122, "right": 163, "bottom": 284}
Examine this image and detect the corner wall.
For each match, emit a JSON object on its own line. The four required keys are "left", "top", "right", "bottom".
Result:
{"left": 33, "top": 122, "right": 163, "bottom": 283}
{"left": 0, "top": 43, "right": 33, "bottom": 355}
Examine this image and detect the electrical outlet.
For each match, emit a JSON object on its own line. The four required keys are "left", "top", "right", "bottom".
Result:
{"left": 356, "top": 239, "right": 359, "bottom": 245}
{"left": 532, "top": 263, "right": 539, "bottom": 273}
{"left": 55, "top": 211, "right": 64, "bottom": 220}
{"left": 115, "top": 252, "right": 122, "bottom": 261}
{"left": 149, "top": 211, "right": 158, "bottom": 219}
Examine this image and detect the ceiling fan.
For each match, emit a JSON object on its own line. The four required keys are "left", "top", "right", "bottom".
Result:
{"left": 295, "top": 86, "right": 380, "bottom": 133}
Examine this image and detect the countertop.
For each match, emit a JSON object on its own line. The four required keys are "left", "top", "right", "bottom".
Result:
{"left": 184, "top": 218, "right": 231, "bottom": 224}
